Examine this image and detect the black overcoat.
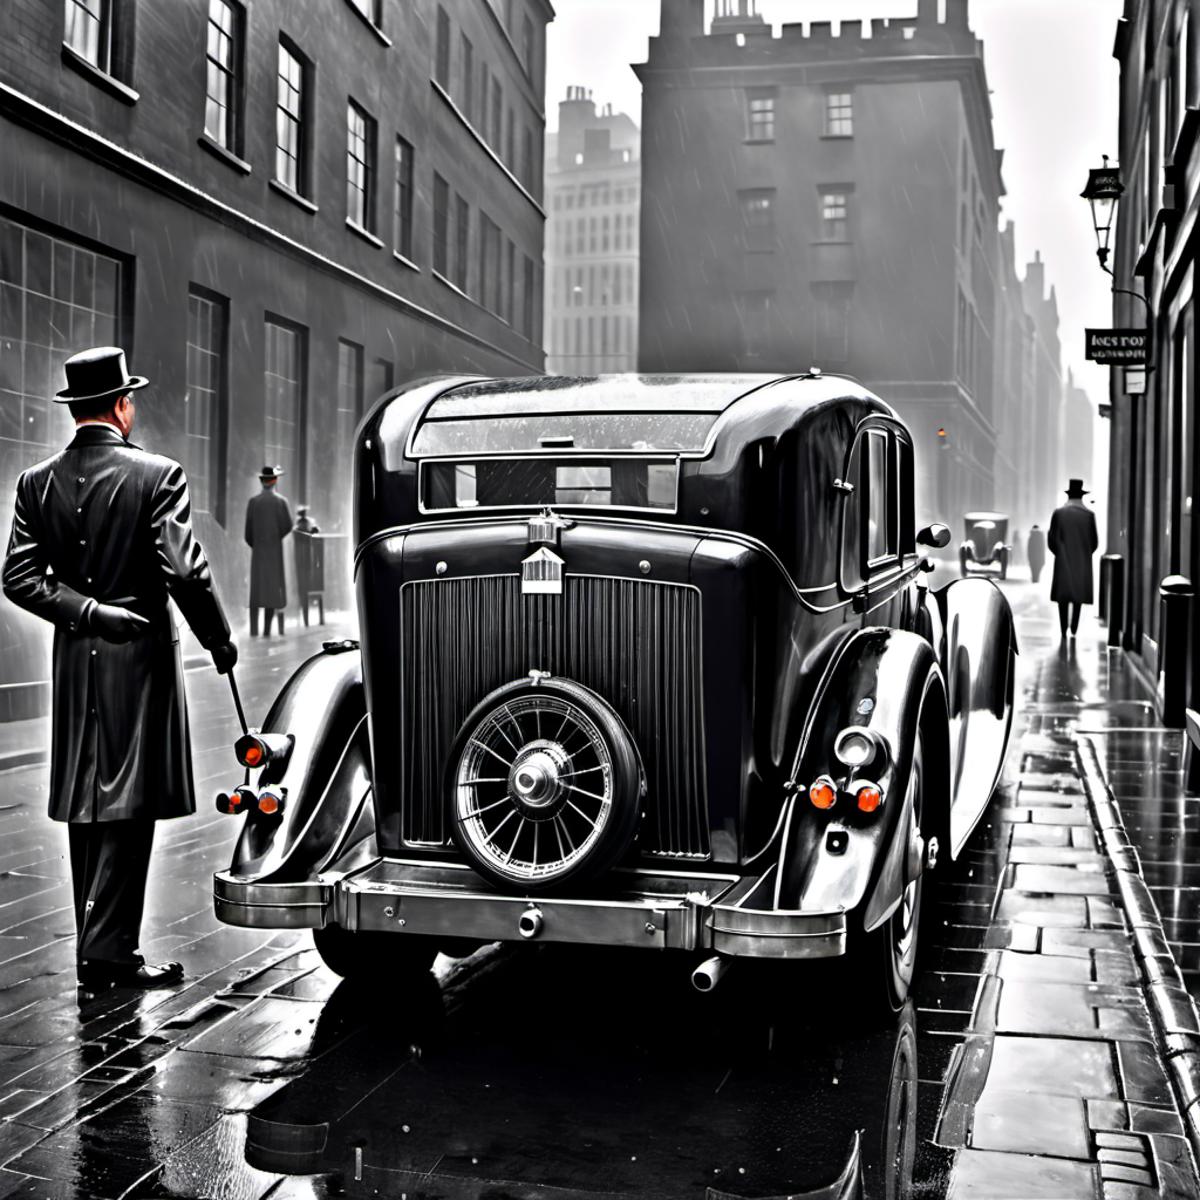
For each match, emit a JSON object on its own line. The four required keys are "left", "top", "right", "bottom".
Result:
{"left": 245, "top": 489, "right": 292, "bottom": 608}
{"left": 2, "top": 425, "right": 230, "bottom": 822}
{"left": 1047, "top": 503, "right": 1098, "bottom": 605}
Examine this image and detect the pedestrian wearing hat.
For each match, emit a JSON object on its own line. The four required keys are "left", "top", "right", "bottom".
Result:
{"left": 1, "top": 346, "right": 237, "bottom": 997}
{"left": 1027, "top": 525, "right": 1046, "bottom": 584}
{"left": 1048, "top": 480, "right": 1098, "bottom": 639}
{"left": 245, "top": 467, "right": 292, "bottom": 636}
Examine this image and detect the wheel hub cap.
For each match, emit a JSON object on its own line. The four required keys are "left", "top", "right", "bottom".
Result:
{"left": 510, "top": 743, "right": 569, "bottom": 812}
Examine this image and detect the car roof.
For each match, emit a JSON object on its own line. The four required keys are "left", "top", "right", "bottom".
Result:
{"left": 421, "top": 374, "right": 786, "bottom": 418}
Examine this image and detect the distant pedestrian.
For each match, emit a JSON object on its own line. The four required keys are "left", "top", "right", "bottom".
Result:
{"left": 1027, "top": 525, "right": 1046, "bottom": 584}
{"left": 245, "top": 466, "right": 293, "bottom": 636}
{"left": 1048, "top": 480, "right": 1099, "bottom": 639}
{"left": 2, "top": 346, "right": 237, "bottom": 997}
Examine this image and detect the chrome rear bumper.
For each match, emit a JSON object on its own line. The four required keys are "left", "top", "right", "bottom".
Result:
{"left": 213, "top": 859, "right": 847, "bottom": 960}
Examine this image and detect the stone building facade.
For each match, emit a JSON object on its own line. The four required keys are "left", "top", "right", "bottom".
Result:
{"left": 635, "top": 0, "right": 1066, "bottom": 530}
{"left": 0, "top": 0, "right": 552, "bottom": 717}
{"left": 543, "top": 89, "right": 640, "bottom": 375}
{"left": 1106, "top": 0, "right": 1196, "bottom": 691}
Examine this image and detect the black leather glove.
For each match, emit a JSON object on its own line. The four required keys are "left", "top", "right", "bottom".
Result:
{"left": 87, "top": 602, "right": 151, "bottom": 643}
{"left": 211, "top": 640, "right": 238, "bottom": 675}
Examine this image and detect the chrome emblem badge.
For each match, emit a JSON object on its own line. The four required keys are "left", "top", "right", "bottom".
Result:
{"left": 522, "top": 547, "right": 565, "bottom": 595}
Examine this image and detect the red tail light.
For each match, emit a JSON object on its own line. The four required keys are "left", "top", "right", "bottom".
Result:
{"left": 257, "top": 789, "right": 286, "bottom": 816}
{"left": 235, "top": 732, "right": 293, "bottom": 771}
{"left": 855, "top": 783, "right": 884, "bottom": 814}
{"left": 809, "top": 776, "right": 837, "bottom": 810}
{"left": 215, "top": 785, "right": 257, "bottom": 815}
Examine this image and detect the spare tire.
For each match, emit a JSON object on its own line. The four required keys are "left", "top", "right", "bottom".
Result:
{"left": 445, "top": 676, "right": 644, "bottom": 893}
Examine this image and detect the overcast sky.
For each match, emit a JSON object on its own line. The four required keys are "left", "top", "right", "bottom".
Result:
{"left": 546, "top": 0, "right": 1124, "bottom": 432}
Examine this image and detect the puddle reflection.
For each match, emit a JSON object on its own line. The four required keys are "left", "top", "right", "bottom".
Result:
{"left": 247, "top": 947, "right": 924, "bottom": 1200}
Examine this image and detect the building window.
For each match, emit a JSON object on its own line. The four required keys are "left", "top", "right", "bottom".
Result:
{"left": 522, "top": 255, "right": 536, "bottom": 339}
{"left": 336, "top": 338, "right": 363, "bottom": 464}
{"left": 64, "top": 0, "right": 112, "bottom": 72}
{"left": 204, "top": 0, "right": 243, "bottom": 153}
{"left": 739, "top": 188, "right": 776, "bottom": 251}
{"left": 435, "top": 6, "right": 452, "bottom": 91}
{"left": 522, "top": 15, "right": 535, "bottom": 76}
{"left": 746, "top": 89, "right": 776, "bottom": 142}
{"left": 490, "top": 79, "right": 503, "bottom": 149}
{"left": 275, "top": 40, "right": 308, "bottom": 195}
{"left": 454, "top": 193, "right": 470, "bottom": 292}
{"left": 264, "top": 317, "right": 306, "bottom": 486}
{"left": 185, "top": 288, "right": 228, "bottom": 523}
{"left": 819, "top": 187, "right": 851, "bottom": 242}
{"left": 433, "top": 172, "right": 450, "bottom": 275}
{"left": 347, "top": 0, "right": 382, "bottom": 26}
{"left": 823, "top": 91, "right": 854, "bottom": 138}
{"left": 811, "top": 282, "right": 853, "bottom": 365}
{"left": 0, "top": 214, "right": 123, "bottom": 463}
{"left": 736, "top": 291, "right": 774, "bottom": 359}
{"left": 394, "top": 136, "right": 415, "bottom": 260}
{"left": 460, "top": 34, "right": 474, "bottom": 123}
{"left": 346, "top": 100, "right": 377, "bottom": 232}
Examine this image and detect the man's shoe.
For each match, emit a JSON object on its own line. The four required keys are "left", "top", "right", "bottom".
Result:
{"left": 78, "top": 960, "right": 184, "bottom": 993}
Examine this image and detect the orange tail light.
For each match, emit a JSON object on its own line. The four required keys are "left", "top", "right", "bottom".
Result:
{"left": 855, "top": 784, "right": 884, "bottom": 814}
{"left": 809, "top": 776, "right": 837, "bottom": 810}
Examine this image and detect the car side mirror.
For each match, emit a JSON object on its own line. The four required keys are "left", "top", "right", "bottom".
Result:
{"left": 916, "top": 523, "right": 952, "bottom": 550}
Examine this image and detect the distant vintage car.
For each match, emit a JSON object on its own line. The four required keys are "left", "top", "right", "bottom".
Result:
{"left": 959, "top": 511, "right": 1011, "bottom": 580}
{"left": 213, "top": 373, "right": 1017, "bottom": 1013}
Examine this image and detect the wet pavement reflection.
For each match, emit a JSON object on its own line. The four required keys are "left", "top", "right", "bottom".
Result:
{"left": 0, "top": 582, "right": 1198, "bottom": 1197}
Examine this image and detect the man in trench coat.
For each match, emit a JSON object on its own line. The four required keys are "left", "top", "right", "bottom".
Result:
{"left": 1048, "top": 479, "right": 1099, "bottom": 639}
{"left": 245, "top": 466, "right": 292, "bottom": 636}
{"left": 1, "top": 346, "right": 237, "bottom": 995}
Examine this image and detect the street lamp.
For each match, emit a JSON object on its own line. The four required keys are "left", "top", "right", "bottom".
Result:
{"left": 1080, "top": 155, "right": 1124, "bottom": 274}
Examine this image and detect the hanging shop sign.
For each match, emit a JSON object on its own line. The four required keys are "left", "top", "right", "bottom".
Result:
{"left": 1085, "top": 328, "right": 1149, "bottom": 364}
{"left": 1098, "top": 403, "right": 1112, "bottom": 419}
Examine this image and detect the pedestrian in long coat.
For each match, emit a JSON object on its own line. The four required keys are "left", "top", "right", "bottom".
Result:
{"left": 1027, "top": 525, "right": 1047, "bottom": 584}
{"left": 1, "top": 346, "right": 237, "bottom": 996}
{"left": 1048, "top": 479, "right": 1099, "bottom": 639}
{"left": 245, "top": 467, "right": 293, "bottom": 636}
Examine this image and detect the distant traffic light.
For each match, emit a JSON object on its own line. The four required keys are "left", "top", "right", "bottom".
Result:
{"left": 936, "top": 426, "right": 949, "bottom": 449}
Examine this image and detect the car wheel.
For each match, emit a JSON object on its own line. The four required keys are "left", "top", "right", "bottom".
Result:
{"left": 312, "top": 924, "right": 438, "bottom": 982}
{"left": 446, "top": 676, "right": 644, "bottom": 893}
{"left": 858, "top": 741, "right": 925, "bottom": 1017}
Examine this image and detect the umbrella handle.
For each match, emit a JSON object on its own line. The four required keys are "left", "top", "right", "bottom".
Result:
{"left": 227, "top": 669, "right": 249, "bottom": 738}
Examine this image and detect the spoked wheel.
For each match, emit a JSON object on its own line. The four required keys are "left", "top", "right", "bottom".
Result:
{"left": 447, "top": 677, "right": 643, "bottom": 893}
{"left": 854, "top": 740, "right": 926, "bottom": 1019}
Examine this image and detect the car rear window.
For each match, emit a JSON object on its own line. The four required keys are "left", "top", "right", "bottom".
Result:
{"left": 422, "top": 458, "right": 678, "bottom": 511}
{"left": 411, "top": 413, "right": 719, "bottom": 456}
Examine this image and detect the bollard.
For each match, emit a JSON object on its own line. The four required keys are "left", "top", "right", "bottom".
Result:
{"left": 1103, "top": 554, "right": 1125, "bottom": 649}
{"left": 1157, "top": 575, "right": 1193, "bottom": 728}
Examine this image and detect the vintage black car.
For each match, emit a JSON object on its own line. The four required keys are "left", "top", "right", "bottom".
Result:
{"left": 213, "top": 373, "right": 1016, "bottom": 1012}
{"left": 959, "top": 511, "right": 1011, "bottom": 580}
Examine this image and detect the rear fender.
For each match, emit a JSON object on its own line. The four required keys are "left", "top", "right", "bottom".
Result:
{"left": 776, "top": 630, "right": 950, "bottom": 934}
{"left": 225, "top": 648, "right": 374, "bottom": 885}
{"left": 928, "top": 577, "right": 1017, "bottom": 857}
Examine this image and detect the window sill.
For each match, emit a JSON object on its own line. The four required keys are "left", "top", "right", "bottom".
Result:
{"left": 342, "top": 0, "right": 393, "bottom": 46}
{"left": 744, "top": 137, "right": 775, "bottom": 145}
{"left": 432, "top": 268, "right": 472, "bottom": 301}
{"left": 346, "top": 219, "right": 384, "bottom": 249}
{"left": 813, "top": 239, "right": 853, "bottom": 246}
{"left": 198, "top": 132, "right": 251, "bottom": 175}
{"left": 819, "top": 134, "right": 854, "bottom": 141}
{"left": 393, "top": 250, "right": 421, "bottom": 272}
{"left": 61, "top": 44, "right": 138, "bottom": 104}
{"left": 270, "top": 178, "right": 317, "bottom": 213}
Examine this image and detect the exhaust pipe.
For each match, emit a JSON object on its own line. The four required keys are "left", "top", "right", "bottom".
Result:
{"left": 691, "top": 954, "right": 732, "bottom": 993}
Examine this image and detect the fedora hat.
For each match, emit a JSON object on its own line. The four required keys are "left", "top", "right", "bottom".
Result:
{"left": 259, "top": 465, "right": 286, "bottom": 481}
{"left": 1065, "top": 478, "right": 1089, "bottom": 497}
{"left": 54, "top": 346, "right": 148, "bottom": 404}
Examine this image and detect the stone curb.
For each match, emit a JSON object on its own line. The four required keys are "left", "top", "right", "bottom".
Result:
{"left": 1076, "top": 733, "right": 1200, "bottom": 1172}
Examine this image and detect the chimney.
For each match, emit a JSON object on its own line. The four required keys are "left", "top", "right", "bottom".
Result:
{"left": 660, "top": 0, "right": 704, "bottom": 40}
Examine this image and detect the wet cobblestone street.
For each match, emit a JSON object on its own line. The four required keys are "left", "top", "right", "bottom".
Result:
{"left": 0, "top": 588, "right": 1197, "bottom": 1198}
